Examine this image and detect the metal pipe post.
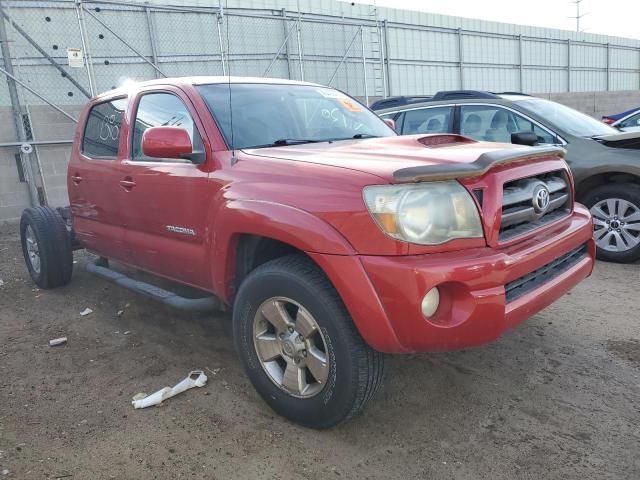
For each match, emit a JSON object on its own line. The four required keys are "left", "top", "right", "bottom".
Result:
{"left": 567, "top": 39, "right": 571, "bottom": 92}
{"left": 281, "top": 9, "right": 292, "bottom": 79}
{"left": 144, "top": 4, "right": 161, "bottom": 78}
{"left": 0, "top": 0, "right": 40, "bottom": 207}
{"left": 360, "top": 26, "right": 368, "bottom": 105}
{"left": 606, "top": 43, "right": 610, "bottom": 91}
{"left": 383, "top": 19, "right": 391, "bottom": 96}
{"left": 75, "top": 0, "right": 96, "bottom": 96}
{"left": 458, "top": 28, "right": 464, "bottom": 89}
{"left": 296, "top": 17, "right": 304, "bottom": 81}
{"left": 216, "top": 12, "right": 226, "bottom": 75}
{"left": 518, "top": 34, "right": 523, "bottom": 91}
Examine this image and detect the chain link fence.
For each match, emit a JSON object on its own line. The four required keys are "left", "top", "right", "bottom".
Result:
{"left": 1, "top": 0, "right": 640, "bottom": 219}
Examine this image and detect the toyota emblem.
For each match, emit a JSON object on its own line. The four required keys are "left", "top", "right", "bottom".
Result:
{"left": 532, "top": 185, "right": 550, "bottom": 213}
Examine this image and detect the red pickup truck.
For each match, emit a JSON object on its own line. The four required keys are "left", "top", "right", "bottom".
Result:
{"left": 19, "top": 77, "right": 595, "bottom": 429}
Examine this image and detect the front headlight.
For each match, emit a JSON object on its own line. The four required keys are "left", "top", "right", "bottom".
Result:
{"left": 363, "top": 181, "right": 483, "bottom": 245}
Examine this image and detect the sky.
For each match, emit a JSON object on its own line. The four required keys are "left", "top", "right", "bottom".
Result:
{"left": 347, "top": 0, "right": 640, "bottom": 40}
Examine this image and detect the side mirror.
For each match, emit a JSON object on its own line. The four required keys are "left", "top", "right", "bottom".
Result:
{"left": 383, "top": 118, "right": 397, "bottom": 131}
{"left": 142, "top": 126, "right": 201, "bottom": 162}
{"left": 511, "top": 131, "right": 538, "bottom": 146}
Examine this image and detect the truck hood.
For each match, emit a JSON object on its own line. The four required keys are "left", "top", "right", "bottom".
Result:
{"left": 243, "top": 135, "right": 529, "bottom": 183}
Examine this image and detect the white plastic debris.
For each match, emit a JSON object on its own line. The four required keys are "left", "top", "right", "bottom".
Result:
{"left": 0, "top": 279, "right": 4, "bottom": 287}
{"left": 80, "top": 308, "right": 93, "bottom": 316}
{"left": 49, "top": 337, "right": 67, "bottom": 347}
{"left": 132, "top": 370, "right": 208, "bottom": 409}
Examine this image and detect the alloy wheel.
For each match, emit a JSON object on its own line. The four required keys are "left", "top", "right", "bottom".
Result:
{"left": 590, "top": 198, "right": 640, "bottom": 252}
{"left": 252, "top": 297, "right": 330, "bottom": 398}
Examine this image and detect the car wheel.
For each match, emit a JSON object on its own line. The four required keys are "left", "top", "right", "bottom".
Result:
{"left": 233, "top": 254, "right": 385, "bottom": 429}
{"left": 583, "top": 183, "right": 640, "bottom": 263}
{"left": 20, "top": 206, "right": 73, "bottom": 289}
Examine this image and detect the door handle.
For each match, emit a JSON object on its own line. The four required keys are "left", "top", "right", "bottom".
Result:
{"left": 71, "top": 174, "right": 82, "bottom": 184}
{"left": 119, "top": 179, "right": 136, "bottom": 190}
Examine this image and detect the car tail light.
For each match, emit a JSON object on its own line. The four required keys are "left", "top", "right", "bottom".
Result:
{"left": 602, "top": 117, "right": 615, "bottom": 125}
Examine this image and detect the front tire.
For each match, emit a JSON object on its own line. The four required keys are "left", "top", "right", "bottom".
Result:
{"left": 20, "top": 206, "right": 73, "bottom": 289}
{"left": 233, "top": 254, "right": 385, "bottom": 429}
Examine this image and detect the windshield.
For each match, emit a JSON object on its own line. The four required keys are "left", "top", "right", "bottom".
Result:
{"left": 197, "top": 83, "right": 395, "bottom": 149}
{"left": 514, "top": 97, "right": 618, "bottom": 137}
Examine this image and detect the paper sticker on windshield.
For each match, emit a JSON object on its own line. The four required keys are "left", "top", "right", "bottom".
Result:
{"left": 339, "top": 98, "right": 362, "bottom": 112}
{"left": 316, "top": 88, "right": 347, "bottom": 99}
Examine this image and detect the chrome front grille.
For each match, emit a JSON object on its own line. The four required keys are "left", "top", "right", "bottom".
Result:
{"left": 499, "top": 171, "right": 571, "bottom": 241}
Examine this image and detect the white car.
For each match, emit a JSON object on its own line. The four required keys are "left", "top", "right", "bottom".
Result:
{"left": 603, "top": 108, "right": 640, "bottom": 132}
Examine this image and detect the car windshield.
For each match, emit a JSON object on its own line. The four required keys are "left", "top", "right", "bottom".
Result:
{"left": 197, "top": 83, "right": 395, "bottom": 149}
{"left": 513, "top": 97, "right": 618, "bottom": 137}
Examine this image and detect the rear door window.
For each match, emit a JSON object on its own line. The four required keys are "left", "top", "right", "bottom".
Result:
{"left": 82, "top": 98, "right": 127, "bottom": 159}
{"left": 460, "top": 105, "right": 556, "bottom": 144}
{"left": 401, "top": 107, "right": 452, "bottom": 135}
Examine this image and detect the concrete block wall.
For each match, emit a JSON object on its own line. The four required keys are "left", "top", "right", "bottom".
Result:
{"left": 0, "top": 146, "right": 31, "bottom": 221}
{"left": 538, "top": 90, "right": 640, "bottom": 119}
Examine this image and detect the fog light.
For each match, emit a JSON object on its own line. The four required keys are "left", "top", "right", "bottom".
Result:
{"left": 421, "top": 287, "right": 440, "bottom": 318}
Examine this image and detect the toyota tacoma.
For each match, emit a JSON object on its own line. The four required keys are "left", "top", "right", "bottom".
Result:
{"left": 20, "top": 77, "right": 595, "bottom": 429}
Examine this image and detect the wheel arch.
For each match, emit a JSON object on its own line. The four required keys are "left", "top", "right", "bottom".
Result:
{"left": 575, "top": 171, "right": 640, "bottom": 202}
{"left": 211, "top": 199, "right": 356, "bottom": 303}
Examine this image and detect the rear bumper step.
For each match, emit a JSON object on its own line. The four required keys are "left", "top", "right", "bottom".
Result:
{"left": 86, "top": 260, "right": 224, "bottom": 313}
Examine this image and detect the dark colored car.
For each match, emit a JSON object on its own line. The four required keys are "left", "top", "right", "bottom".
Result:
{"left": 373, "top": 91, "right": 640, "bottom": 263}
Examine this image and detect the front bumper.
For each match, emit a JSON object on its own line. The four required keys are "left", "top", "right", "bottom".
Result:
{"left": 310, "top": 205, "right": 595, "bottom": 353}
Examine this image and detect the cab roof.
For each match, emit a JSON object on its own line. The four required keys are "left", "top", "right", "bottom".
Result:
{"left": 94, "top": 76, "right": 323, "bottom": 101}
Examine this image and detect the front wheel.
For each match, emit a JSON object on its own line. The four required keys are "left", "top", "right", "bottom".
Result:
{"left": 583, "top": 183, "right": 640, "bottom": 263}
{"left": 233, "top": 254, "right": 385, "bottom": 429}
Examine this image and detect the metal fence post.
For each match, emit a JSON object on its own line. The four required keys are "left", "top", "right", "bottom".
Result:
{"left": 0, "top": 0, "right": 40, "bottom": 207}
{"left": 281, "top": 9, "right": 292, "bottom": 79}
{"left": 296, "top": 14, "right": 304, "bottom": 81}
{"left": 606, "top": 43, "right": 610, "bottom": 91}
{"left": 361, "top": 26, "right": 368, "bottom": 105}
{"left": 377, "top": 20, "right": 387, "bottom": 98}
{"left": 383, "top": 19, "right": 391, "bottom": 96}
{"left": 518, "top": 34, "right": 523, "bottom": 92}
{"left": 458, "top": 28, "right": 464, "bottom": 89}
{"left": 75, "top": 0, "right": 96, "bottom": 95}
{"left": 144, "top": 4, "right": 160, "bottom": 79}
{"left": 567, "top": 39, "right": 571, "bottom": 92}
{"left": 216, "top": 11, "right": 226, "bottom": 75}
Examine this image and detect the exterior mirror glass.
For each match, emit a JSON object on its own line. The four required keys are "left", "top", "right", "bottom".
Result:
{"left": 511, "top": 131, "right": 538, "bottom": 146}
{"left": 383, "top": 118, "right": 397, "bottom": 131}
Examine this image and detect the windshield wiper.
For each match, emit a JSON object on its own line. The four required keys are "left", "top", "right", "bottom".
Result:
{"left": 272, "top": 138, "right": 321, "bottom": 145}
{"left": 352, "top": 133, "right": 380, "bottom": 139}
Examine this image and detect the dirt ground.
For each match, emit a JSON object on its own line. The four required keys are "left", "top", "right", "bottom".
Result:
{"left": 0, "top": 221, "right": 639, "bottom": 480}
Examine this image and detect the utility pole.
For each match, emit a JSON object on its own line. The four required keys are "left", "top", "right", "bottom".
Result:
{"left": 570, "top": 0, "right": 586, "bottom": 32}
